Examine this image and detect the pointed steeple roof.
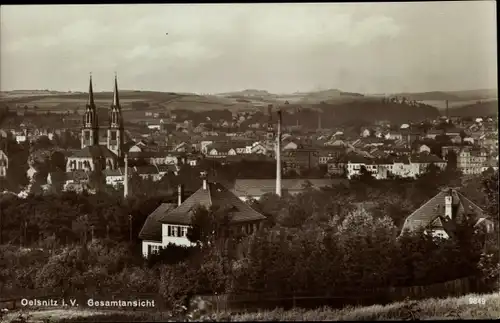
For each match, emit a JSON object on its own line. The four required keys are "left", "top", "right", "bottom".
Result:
{"left": 88, "top": 73, "right": 95, "bottom": 106}
{"left": 112, "top": 72, "right": 120, "bottom": 107}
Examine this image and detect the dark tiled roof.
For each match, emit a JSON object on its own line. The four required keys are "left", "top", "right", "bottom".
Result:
{"left": 347, "top": 154, "right": 373, "bottom": 164}
{"left": 410, "top": 153, "right": 445, "bottom": 164}
{"left": 138, "top": 203, "right": 177, "bottom": 241}
{"left": 71, "top": 145, "right": 117, "bottom": 159}
{"left": 401, "top": 188, "right": 488, "bottom": 234}
{"left": 158, "top": 182, "right": 266, "bottom": 225}
{"left": 135, "top": 165, "right": 159, "bottom": 175}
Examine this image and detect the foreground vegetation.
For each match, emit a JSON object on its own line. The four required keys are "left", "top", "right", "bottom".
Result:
{"left": 3, "top": 292, "right": 498, "bottom": 322}
{"left": 227, "top": 292, "right": 500, "bottom": 321}
{"left": 1, "top": 168, "right": 498, "bottom": 310}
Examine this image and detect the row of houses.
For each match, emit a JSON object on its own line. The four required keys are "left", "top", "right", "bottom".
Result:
{"left": 345, "top": 153, "right": 447, "bottom": 179}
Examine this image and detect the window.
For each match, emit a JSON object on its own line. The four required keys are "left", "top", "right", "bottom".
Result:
{"left": 111, "top": 131, "right": 117, "bottom": 141}
{"left": 151, "top": 245, "right": 160, "bottom": 254}
{"left": 167, "top": 225, "right": 188, "bottom": 237}
{"left": 85, "top": 131, "right": 90, "bottom": 140}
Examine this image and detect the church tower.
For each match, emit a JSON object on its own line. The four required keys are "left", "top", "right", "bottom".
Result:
{"left": 81, "top": 74, "right": 99, "bottom": 149}
{"left": 107, "top": 73, "right": 124, "bottom": 159}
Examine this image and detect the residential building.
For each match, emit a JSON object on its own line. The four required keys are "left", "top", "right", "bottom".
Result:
{"left": 360, "top": 128, "right": 371, "bottom": 137}
{"left": 282, "top": 148, "right": 319, "bottom": 174}
{"left": 401, "top": 188, "right": 495, "bottom": 239}
{"left": 206, "top": 143, "right": 237, "bottom": 157}
{"left": 326, "top": 158, "right": 347, "bottom": 177}
{"left": 250, "top": 142, "right": 267, "bottom": 155}
{"left": 139, "top": 176, "right": 266, "bottom": 257}
{"left": 317, "top": 147, "right": 346, "bottom": 165}
{"left": 103, "top": 167, "right": 133, "bottom": 187}
{"left": 417, "top": 144, "right": 431, "bottom": 154}
{"left": 410, "top": 153, "right": 447, "bottom": 173}
{"left": 346, "top": 153, "right": 446, "bottom": 180}
{"left": 457, "top": 147, "right": 488, "bottom": 175}
{"left": 283, "top": 141, "right": 299, "bottom": 150}
{"left": 346, "top": 155, "right": 383, "bottom": 179}
{"left": 385, "top": 131, "right": 403, "bottom": 141}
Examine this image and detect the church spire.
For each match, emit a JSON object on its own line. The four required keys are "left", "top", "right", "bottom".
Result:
{"left": 113, "top": 72, "right": 120, "bottom": 107}
{"left": 88, "top": 73, "right": 95, "bottom": 106}
{"left": 107, "top": 72, "right": 125, "bottom": 159}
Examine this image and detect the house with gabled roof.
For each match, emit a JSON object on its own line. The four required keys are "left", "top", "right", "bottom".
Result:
{"left": 138, "top": 173, "right": 267, "bottom": 257}
{"left": 207, "top": 143, "right": 237, "bottom": 157}
{"left": 400, "top": 188, "right": 495, "bottom": 239}
{"left": 134, "top": 165, "right": 163, "bottom": 181}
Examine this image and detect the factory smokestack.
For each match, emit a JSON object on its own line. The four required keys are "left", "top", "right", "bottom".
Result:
{"left": 124, "top": 154, "right": 129, "bottom": 198}
{"left": 276, "top": 108, "right": 282, "bottom": 197}
{"left": 445, "top": 100, "right": 449, "bottom": 119}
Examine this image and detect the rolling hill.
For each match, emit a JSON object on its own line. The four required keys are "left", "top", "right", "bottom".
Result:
{"left": 448, "top": 100, "right": 498, "bottom": 117}
{"left": 1, "top": 87, "right": 490, "bottom": 126}
{"left": 389, "top": 89, "right": 497, "bottom": 102}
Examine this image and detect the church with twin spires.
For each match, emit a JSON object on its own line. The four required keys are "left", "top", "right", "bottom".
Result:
{"left": 66, "top": 74, "right": 130, "bottom": 173}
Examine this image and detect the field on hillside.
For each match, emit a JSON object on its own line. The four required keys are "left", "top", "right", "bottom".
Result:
{"left": 3, "top": 292, "right": 498, "bottom": 322}
{"left": 0, "top": 91, "right": 266, "bottom": 113}
{"left": 422, "top": 98, "right": 497, "bottom": 110}
{"left": 394, "top": 89, "right": 497, "bottom": 102}
{"left": 1, "top": 89, "right": 496, "bottom": 120}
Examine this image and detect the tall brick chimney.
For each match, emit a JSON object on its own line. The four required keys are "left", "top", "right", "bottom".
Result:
{"left": 445, "top": 188, "right": 453, "bottom": 219}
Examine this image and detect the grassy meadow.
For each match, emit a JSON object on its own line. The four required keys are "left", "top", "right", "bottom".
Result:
{"left": 3, "top": 292, "right": 498, "bottom": 322}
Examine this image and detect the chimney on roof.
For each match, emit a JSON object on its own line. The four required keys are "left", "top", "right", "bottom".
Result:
{"left": 177, "top": 184, "right": 183, "bottom": 206}
{"left": 200, "top": 171, "right": 208, "bottom": 190}
{"left": 445, "top": 188, "right": 453, "bottom": 219}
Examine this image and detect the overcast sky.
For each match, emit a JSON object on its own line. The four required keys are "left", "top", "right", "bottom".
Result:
{"left": 1, "top": 2, "right": 497, "bottom": 94}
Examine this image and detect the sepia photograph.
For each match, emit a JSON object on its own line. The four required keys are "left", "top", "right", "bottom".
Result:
{"left": 0, "top": 2, "right": 498, "bottom": 322}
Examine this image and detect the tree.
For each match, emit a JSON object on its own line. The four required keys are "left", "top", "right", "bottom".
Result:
{"left": 335, "top": 208, "right": 398, "bottom": 288}
{"left": 32, "top": 136, "right": 53, "bottom": 151}
{"left": 186, "top": 205, "right": 233, "bottom": 246}
{"left": 147, "top": 243, "right": 197, "bottom": 267}
{"left": 88, "top": 169, "right": 106, "bottom": 192}
{"left": 353, "top": 165, "right": 374, "bottom": 183}
{"left": 445, "top": 150, "right": 458, "bottom": 171}
{"left": 49, "top": 151, "right": 67, "bottom": 172}
{"left": 481, "top": 170, "right": 499, "bottom": 221}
